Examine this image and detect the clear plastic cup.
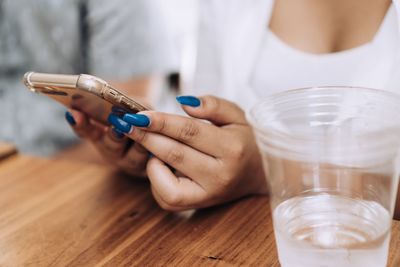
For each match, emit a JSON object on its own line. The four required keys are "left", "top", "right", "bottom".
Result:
{"left": 247, "top": 87, "right": 400, "bottom": 267}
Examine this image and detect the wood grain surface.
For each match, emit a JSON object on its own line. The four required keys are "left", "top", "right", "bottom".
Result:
{"left": 0, "top": 155, "right": 399, "bottom": 267}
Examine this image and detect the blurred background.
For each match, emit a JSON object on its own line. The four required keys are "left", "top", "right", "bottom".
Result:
{"left": 0, "top": 0, "right": 197, "bottom": 156}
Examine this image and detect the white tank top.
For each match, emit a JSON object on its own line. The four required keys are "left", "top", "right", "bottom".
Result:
{"left": 250, "top": 5, "right": 398, "bottom": 97}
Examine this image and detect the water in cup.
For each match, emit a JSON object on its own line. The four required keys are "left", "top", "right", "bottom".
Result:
{"left": 273, "top": 193, "right": 391, "bottom": 267}
{"left": 247, "top": 87, "right": 400, "bottom": 267}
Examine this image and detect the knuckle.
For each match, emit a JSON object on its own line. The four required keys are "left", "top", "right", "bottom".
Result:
{"left": 229, "top": 140, "right": 246, "bottom": 159}
{"left": 132, "top": 129, "right": 148, "bottom": 144}
{"left": 215, "top": 173, "right": 234, "bottom": 189}
{"left": 204, "top": 95, "right": 220, "bottom": 113}
{"left": 153, "top": 113, "right": 167, "bottom": 133}
{"left": 157, "top": 200, "right": 172, "bottom": 211}
{"left": 178, "top": 120, "right": 199, "bottom": 141}
{"left": 151, "top": 187, "right": 183, "bottom": 211}
{"left": 158, "top": 201, "right": 181, "bottom": 212}
{"left": 209, "top": 160, "right": 232, "bottom": 189}
{"left": 162, "top": 191, "right": 184, "bottom": 207}
{"left": 166, "top": 148, "right": 185, "bottom": 165}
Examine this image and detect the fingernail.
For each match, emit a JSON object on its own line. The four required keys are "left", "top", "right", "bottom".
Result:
{"left": 112, "top": 127, "right": 125, "bottom": 139}
{"left": 123, "top": 113, "right": 150, "bottom": 127}
{"left": 108, "top": 113, "right": 132, "bottom": 134}
{"left": 176, "top": 95, "right": 201, "bottom": 107}
{"left": 65, "top": 111, "right": 76, "bottom": 125}
{"left": 112, "top": 106, "right": 128, "bottom": 116}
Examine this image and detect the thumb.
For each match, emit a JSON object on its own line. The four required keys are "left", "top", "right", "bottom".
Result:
{"left": 176, "top": 95, "right": 246, "bottom": 126}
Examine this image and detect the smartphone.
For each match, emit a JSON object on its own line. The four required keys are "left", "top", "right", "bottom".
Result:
{"left": 23, "top": 72, "right": 149, "bottom": 124}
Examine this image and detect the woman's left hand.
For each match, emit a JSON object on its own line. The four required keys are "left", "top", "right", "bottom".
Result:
{"left": 110, "top": 95, "right": 267, "bottom": 211}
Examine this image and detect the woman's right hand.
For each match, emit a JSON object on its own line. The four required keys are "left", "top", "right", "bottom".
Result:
{"left": 65, "top": 109, "right": 149, "bottom": 177}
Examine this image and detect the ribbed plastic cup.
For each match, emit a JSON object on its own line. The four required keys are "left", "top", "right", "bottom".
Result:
{"left": 247, "top": 87, "right": 400, "bottom": 267}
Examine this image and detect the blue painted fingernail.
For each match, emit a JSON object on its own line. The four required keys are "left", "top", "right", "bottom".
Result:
{"left": 123, "top": 113, "right": 150, "bottom": 127}
{"left": 112, "top": 106, "right": 128, "bottom": 116}
{"left": 108, "top": 113, "right": 132, "bottom": 134}
{"left": 65, "top": 111, "right": 76, "bottom": 125}
{"left": 176, "top": 95, "right": 201, "bottom": 107}
{"left": 112, "top": 127, "right": 125, "bottom": 139}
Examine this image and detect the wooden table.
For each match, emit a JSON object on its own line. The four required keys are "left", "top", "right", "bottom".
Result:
{"left": 0, "top": 154, "right": 399, "bottom": 266}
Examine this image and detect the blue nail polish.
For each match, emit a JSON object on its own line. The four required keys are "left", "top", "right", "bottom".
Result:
{"left": 123, "top": 113, "right": 150, "bottom": 127}
{"left": 112, "top": 106, "right": 128, "bottom": 116}
{"left": 176, "top": 95, "right": 201, "bottom": 107}
{"left": 108, "top": 113, "right": 132, "bottom": 134}
{"left": 65, "top": 111, "right": 76, "bottom": 125}
{"left": 112, "top": 127, "right": 125, "bottom": 139}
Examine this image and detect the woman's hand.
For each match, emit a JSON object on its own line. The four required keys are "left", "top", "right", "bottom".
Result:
{"left": 110, "top": 95, "right": 267, "bottom": 211}
{"left": 65, "top": 109, "right": 148, "bottom": 177}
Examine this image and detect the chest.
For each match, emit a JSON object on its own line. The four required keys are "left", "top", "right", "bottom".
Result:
{"left": 250, "top": 3, "right": 398, "bottom": 99}
{"left": 269, "top": 0, "right": 392, "bottom": 54}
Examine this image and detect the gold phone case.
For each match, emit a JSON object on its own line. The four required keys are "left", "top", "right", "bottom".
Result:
{"left": 23, "top": 72, "right": 149, "bottom": 124}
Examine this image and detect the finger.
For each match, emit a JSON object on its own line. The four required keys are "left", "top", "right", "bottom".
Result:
{"left": 117, "top": 142, "right": 148, "bottom": 177}
{"left": 151, "top": 186, "right": 181, "bottom": 211}
{"left": 147, "top": 157, "right": 207, "bottom": 210}
{"left": 67, "top": 109, "right": 104, "bottom": 141}
{"left": 96, "top": 126, "right": 130, "bottom": 159}
{"left": 127, "top": 128, "right": 217, "bottom": 183}
{"left": 176, "top": 95, "right": 247, "bottom": 126}
{"left": 123, "top": 111, "right": 227, "bottom": 156}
